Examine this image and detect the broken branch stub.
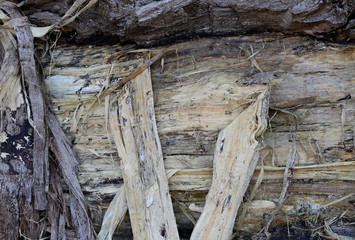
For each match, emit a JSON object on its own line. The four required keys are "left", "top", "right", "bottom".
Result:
{"left": 110, "top": 69, "right": 179, "bottom": 240}
{"left": 190, "top": 88, "right": 269, "bottom": 240}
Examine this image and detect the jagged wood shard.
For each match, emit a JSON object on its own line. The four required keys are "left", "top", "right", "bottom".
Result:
{"left": 191, "top": 89, "right": 269, "bottom": 240}
{"left": 110, "top": 69, "right": 179, "bottom": 239}
{"left": 97, "top": 186, "right": 127, "bottom": 240}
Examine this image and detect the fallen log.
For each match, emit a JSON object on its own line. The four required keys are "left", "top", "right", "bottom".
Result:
{"left": 41, "top": 35, "right": 354, "bottom": 237}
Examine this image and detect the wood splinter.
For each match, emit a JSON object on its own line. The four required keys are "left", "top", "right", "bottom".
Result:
{"left": 110, "top": 69, "right": 179, "bottom": 240}
{"left": 191, "top": 88, "right": 269, "bottom": 240}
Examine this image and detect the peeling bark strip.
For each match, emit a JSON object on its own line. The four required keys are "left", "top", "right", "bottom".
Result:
{"left": 1, "top": 3, "right": 95, "bottom": 239}
{"left": 0, "top": 25, "right": 40, "bottom": 240}
{"left": 47, "top": 111, "right": 95, "bottom": 240}
{"left": 110, "top": 69, "right": 179, "bottom": 239}
{"left": 0, "top": 1, "right": 47, "bottom": 210}
{"left": 191, "top": 89, "right": 269, "bottom": 240}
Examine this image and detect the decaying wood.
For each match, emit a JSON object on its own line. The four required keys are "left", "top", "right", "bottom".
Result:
{"left": 110, "top": 69, "right": 179, "bottom": 239}
{"left": 0, "top": 27, "right": 37, "bottom": 239}
{"left": 1, "top": 0, "right": 354, "bottom": 238}
{"left": 97, "top": 49, "right": 169, "bottom": 99}
{"left": 1, "top": 3, "right": 95, "bottom": 239}
{"left": 47, "top": 111, "right": 95, "bottom": 240}
{"left": 264, "top": 140, "right": 296, "bottom": 238}
{"left": 21, "top": 0, "right": 355, "bottom": 45}
{"left": 47, "top": 159, "right": 67, "bottom": 240}
{"left": 190, "top": 89, "right": 269, "bottom": 239}
{"left": 0, "top": 1, "right": 47, "bottom": 211}
{"left": 42, "top": 35, "right": 354, "bottom": 237}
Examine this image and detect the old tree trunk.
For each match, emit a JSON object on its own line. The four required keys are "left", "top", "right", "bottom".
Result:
{"left": 0, "top": 1, "right": 354, "bottom": 239}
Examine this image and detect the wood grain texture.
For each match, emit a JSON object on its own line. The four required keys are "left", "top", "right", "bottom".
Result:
{"left": 0, "top": 1, "right": 47, "bottom": 210}
{"left": 110, "top": 69, "right": 179, "bottom": 240}
{"left": 47, "top": 111, "right": 95, "bottom": 240}
{"left": 0, "top": 27, "right": 38, "bottom": 239}
{"left": 41, "top": 35, "right": 355, "bottom": 234}
{"left": 190, "top": 89, "right": 269, "bottom": 240}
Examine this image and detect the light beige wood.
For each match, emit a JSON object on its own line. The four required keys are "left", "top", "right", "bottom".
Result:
{"left": 97, "top": 186, "right": 127, "bottom": 240}
{"left": 41, "top": 36, "right": 355, "bottom": 235}
{"left": 190, "top": 89, "right": 269, "bottom": 239}
{"left": 109, "top": 69, "right": 179, "bottom": 240}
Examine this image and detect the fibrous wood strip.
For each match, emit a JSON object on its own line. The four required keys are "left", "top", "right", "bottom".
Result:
{"left": 47, "top": 111, "right": 95, "bottom": 240}
{"left": 109, "top": 69, "right": 179, "bottom": 239}
{"left": 76, "top": 162, "right": 355, "bottom": 197}
{"left": 42, "top": 37, "right": 354, "bottom": 197}
{"left": 0, "top": 1, "right": 47, "bottom": 210}
{"left": 47, "top": 160, "right": 67, "bottom": 240}
{"left": 190, "top": 89, "right": 269, "bottom": 240}
{"left": 0, "top": 28, "right": 23, "bottom": 110}
{"left": 168, "top": 161, "right": 355, "bottom": 191}
{"left": 0, "top": 27, "right": 38, "bottom": 239}
{"left": 41, "top": 36, "right": 354, "bottom": 234}
{"left": 97, "top": 186, "right": 127, "bottom": 240}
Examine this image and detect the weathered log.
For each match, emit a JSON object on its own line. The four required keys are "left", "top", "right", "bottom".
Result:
{"left": 0, "top": 3, "right": 95, "bottom": 238}
{"left": 0, "top": 1, "right": 47, "bottom": 211}
{"left": 41, "top": 35, "right": 354, "bottom": 237}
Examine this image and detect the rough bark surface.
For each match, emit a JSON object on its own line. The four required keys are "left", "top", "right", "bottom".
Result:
{"left": 0, "top": 1, "right": 48, "bottom": 211}
{"left": 20, "top": 0, "right": 355, "bottom": 45}
{"left": 1, "top": 3, "right": 95, "bottom": 239}
{"left": 0, "top": 27, "right": 40, "bottom": 240}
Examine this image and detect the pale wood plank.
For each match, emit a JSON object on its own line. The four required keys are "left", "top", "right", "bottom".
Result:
{"left": 109, "top": 69, "right": 179, "bottom": 239}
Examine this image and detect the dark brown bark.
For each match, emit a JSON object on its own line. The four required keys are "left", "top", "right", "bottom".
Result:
{"left": 18, "top": 0, "right": 355, "bottom": 45}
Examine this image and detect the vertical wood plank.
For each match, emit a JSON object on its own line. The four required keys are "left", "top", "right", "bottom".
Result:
{"left": 110, "top": 69, "right": 179, "bottom": 239}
